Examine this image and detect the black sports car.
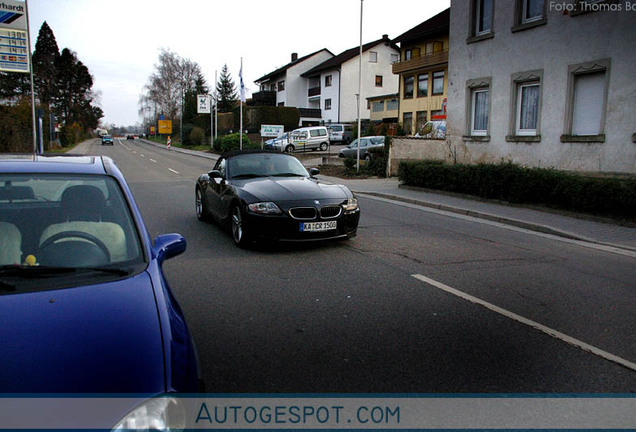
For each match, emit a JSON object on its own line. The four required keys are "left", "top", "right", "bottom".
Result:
{"left": 195, "top": 150, "right": 360, "bottom": 247}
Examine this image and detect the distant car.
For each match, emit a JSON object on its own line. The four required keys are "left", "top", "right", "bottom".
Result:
{"left": 0, "top": 155, "right": 201, "bottom": 409}
{"left": 284, "top": 126, "right": 330, "bottom": 153}
{"left": 101, "top": 135, "right": 114, "bottom": 145}
{"left": 195, "top": 150, "right": 360, "bottom": 247}
{"left": 328, "top": 124, "right": 353, "bottom": 144}
{"left": 264, "top": 133, "right": 290, "bottom": 152}
{"left": 338, "top": 136, "right": 385, "bottom": 161}
{"left": 126, "top": 134, "right": 134, "bottom": 140}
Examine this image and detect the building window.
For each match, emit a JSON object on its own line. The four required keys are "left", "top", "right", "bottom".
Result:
{"left": 369, "top": 51, "right": 378, "bottom": 63}
{"left": 375, "top": 75, "right": 383, "bottom": 87}
{"left": 404, "top": 48, "right": 420, "bottom": 61}
{"left": 403, "top": 112, "right": 413, "bottom": 135}
{"left": 325, "top": 98, "right": 332, "bottom": 111}
{"left": 390, "top": 53, "right": 399, "bottom": 64}
{"left": 572, "top": 72, "right": 606, "bottom": 135}
{"left": 471, "top": 88, "right": 489, "bottom": 136}
{"left": 516, "top": 82, "right": 540, "bottom": 135}
{"left": 417, "top": 73, "right": 428, "bottom": 97}
{"left": 432, "top": 71, "right": 445, "bottom": 95}
{"left": 387, "top": 98, "right": 399, "bottom": 111}
{"left": 507, "top": 70, "right": 543, "bottom": 141}
{"left": 562, "top": 59, "right": 610, "bottom": 142}
{"left": 416, "top": 111, "right": 427, "bottom": 132}
{"left": 277, "top": 80, "right": 285, "bottom": 91}
{"left": 475, "top": 0, "right": 493, "bottom": 35}
{"left": 513, "top": 0, "right": 546, "bottom": 31}
{"left": 325, "top": 75, "right": 332, "bottom": 87}
{"left": 522, "top": 0, "right": 544, "bottom": 22}
{"left": 372, "top": 101, "right": 384, "bottom": 112}
{"left": 404, "top": 76, "right": 414, "bottom": 99}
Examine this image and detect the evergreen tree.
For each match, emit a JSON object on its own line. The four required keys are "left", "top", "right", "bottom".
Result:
{"left": 215, "top": 64, "right": 237, "bottom": 113}
{"left": 32, "top": 21, "right": 60, "bottom": 106}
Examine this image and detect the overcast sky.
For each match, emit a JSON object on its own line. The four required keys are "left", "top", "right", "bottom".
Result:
{"left": 28, "top": 0, "right": 450, "bottom": 127}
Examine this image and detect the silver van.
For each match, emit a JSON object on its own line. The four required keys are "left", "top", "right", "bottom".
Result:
{"left": 284, "top": 126, "right": 330, "bottom": 153}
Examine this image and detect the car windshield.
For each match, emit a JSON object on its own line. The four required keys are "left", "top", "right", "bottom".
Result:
{"left": 227, "top": 153, "right": 309, "bottom": 179}
{"left": 0, "top": 174, "right": 144, "bottom": 291}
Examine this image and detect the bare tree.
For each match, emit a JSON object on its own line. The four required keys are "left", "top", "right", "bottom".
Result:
{"left": 138, "top": 49, "right": 206, "bottom": 121}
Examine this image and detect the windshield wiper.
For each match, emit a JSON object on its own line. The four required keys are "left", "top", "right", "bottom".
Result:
{"left": 271, "top": 173, "right": 306, "bottom": 177}
{"left": 0, "top": 265, "right": 128, "bottom": 278}
{"left": 232, "top": 173, "right": 265, "bottom": 179}
{"left": 0, "top": 280, "right": 16, "bottom": 292}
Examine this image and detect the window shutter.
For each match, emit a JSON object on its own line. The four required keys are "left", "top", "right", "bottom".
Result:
{"left": 572, "top": 72, "right": 605, "bottom": 135}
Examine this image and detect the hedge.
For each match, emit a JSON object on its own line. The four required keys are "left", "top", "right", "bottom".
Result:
{"left": 398, "top": 160, "right": 636, "bottom": 222}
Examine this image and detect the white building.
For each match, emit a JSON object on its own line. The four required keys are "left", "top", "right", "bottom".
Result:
{"left": 447, "top": 0, "right": 636, "bottom": 174}
{"left": 301, "top": 35, "right": 400, "bottom": 124}
{"left": 253, "top": 49, "right": 334, "bottom": 123}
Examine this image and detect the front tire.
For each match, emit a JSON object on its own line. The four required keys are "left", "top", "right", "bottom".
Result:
{"left": 195, "top": 187, "right": 209, "bottom": 221}
{"left": 231, "top": 205, "right": 251, "bottom": 248}
{"left": 319, "top": 142, "right": 328, "bottom": 151}
{"left": 285, "top": 144, "right": 295, "bottom": 153}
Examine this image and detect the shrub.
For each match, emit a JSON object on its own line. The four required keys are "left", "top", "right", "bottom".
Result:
{"left": 188, "top": 126, "right": 206, "bottom": 147}
{"left": 398, "top": 160, "right": 636, "bottom": 221}
{"left": 214, "top": 133, "right": 259, "bottom": 153}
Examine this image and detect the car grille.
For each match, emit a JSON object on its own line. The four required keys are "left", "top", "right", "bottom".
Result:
{"left": 289, "top": 207, "right": 317, "bottom": 220}
{"left": 320, "top": 205, "right": 342, "bottom": 219}
{"left": 288, "top": 205, "right": 343, "bottom": 220}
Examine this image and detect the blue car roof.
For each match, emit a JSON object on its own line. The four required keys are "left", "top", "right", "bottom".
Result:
{"left": 0, "top": 154, "right": 113, "bottom": 176}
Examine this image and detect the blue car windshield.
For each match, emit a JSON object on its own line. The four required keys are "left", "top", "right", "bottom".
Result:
{"left": 0, "top": 174, "right": 144, "bottom": 289}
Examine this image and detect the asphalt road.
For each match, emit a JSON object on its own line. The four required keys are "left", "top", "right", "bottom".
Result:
{"left": 76, "top": 138, "right": 636, "bottom": 393}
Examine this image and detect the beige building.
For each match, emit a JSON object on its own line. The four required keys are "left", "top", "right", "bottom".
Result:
{"left": 447, "top": 0, "right": 636, "bottom": 174}
{"left": 392, "top": 8, "right": 450, "bottom": 135}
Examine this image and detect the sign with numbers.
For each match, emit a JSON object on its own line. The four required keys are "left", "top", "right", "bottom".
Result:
{"left": 0, "top": 28, "right": 27, "bottom": 72}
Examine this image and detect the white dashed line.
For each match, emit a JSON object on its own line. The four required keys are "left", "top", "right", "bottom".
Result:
{"left": 411, "top": 273, "right": 636, "bottom": 372}
{"left": 168, "top": 168, "right": 180, "bottom": 175}
{"left": 149, "top": 159, "right": 157, "bottom": 163}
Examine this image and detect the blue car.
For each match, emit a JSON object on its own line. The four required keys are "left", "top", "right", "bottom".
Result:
{"left": 0, "top": 155, "right": 201, "bottom": 426}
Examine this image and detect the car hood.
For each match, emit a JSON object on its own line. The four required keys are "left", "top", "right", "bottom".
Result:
{"left": 236, "top": 177, "right": 350, "bottom": 203}
{"left": 0, "top": 272, "right": 165, "bottom": 393}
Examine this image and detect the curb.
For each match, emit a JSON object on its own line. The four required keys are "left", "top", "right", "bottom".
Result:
{"left": 353, "top": 191, "right": 636, "bottom": 254}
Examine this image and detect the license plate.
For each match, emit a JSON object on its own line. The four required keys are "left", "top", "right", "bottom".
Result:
{"left": 300, "top": 221, "right": 337, "bottom": 232}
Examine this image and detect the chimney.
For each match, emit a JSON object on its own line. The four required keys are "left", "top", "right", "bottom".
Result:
{"left": 291, "top": 52, "right": 298, "bottom": 62}
{"left": 382, "top": 34, "right": 389, "bottom": 45}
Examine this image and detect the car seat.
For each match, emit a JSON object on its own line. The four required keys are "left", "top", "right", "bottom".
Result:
{"left": 0, "top": 222, "right": 22, "bottom": 265}
{"left": 39, "top": 185, "right": 128, "bottom": 264}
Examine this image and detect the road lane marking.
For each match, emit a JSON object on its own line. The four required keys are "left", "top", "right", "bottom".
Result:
{"left": 149, "top": 159, "right": 157, "bottom": 163}
{"left": 411, "top": 273, "right": 636, "bottom": 372}
{"left": 168, "top": 168, "right": 180, "bottom": 175}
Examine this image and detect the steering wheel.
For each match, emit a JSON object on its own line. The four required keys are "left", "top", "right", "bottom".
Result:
{"left": 39, "top": 231, "right": 111, "bottom": 264}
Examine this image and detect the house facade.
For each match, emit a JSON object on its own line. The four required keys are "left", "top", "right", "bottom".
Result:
{"left": 253, "top": 49, "right": 334, "bottom": 122}
{"left": 392, "top": 8, "right": 450, "bottom": 135}
{"left": 302, "top": 35, "right": 400, "bottom": 124}
{"left": 447, "top": 0, "right": 636, "bottom": 174}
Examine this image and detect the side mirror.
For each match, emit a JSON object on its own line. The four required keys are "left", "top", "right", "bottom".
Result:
{"left": 309, "top": 168, "right": 320, "bottom": 177}
{"left": 208, "top": 170, "right": 223, "bottom": 179}
{"left": 153, "top": 233, "right": 186, "bottom": 265}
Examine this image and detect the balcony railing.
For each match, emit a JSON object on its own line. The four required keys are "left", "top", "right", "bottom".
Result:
{"left": 308, "top": 87, "right": 321, "bottom": 98}
{"left": 392, "top": 49, "right": 449, "bottom": 74}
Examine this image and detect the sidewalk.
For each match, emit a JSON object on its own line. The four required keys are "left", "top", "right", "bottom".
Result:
{"left": 316, "top": 174, "right": 636, "bottom": 254}
{"left": 137, "top": 139, "right": 636, "bottom": 253}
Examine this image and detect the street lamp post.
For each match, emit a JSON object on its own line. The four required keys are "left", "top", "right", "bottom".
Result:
{"left": 356, "top": 0, "right": 364, "bottom": 172}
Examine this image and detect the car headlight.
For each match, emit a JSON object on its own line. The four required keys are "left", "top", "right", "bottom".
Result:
{"left": 342, "top": 197, "right": 359, "bottom": 212}
{"left": 112, "top": 397, "right": 186, "bottom": 431}
{"left": 247, "top": 202, "right": 282, "bottom": 214}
